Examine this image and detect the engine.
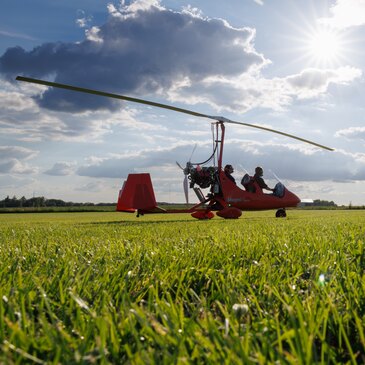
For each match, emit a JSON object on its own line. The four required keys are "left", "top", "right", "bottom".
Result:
{"left": 188, "top": 166, "right": 218, "bottom": 189}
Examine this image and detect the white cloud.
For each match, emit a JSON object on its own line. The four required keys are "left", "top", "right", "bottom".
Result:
{"left": 0, "top": 146, "right": 38, "bottom": 160}
{"left": 0, "top": 159, "right": 37, "bottom": 174}
{"left": 284, "top": 66, "right": 362, "bottom": 99}
{"left": 0, "top": 175, "right": 35, "bottom": 191}
{"left": 44, "top": 162, "right": 76, "bottom": 176}
{"left": 336, "top": 126, "right": 365, "bottom": 142}
{"left": 76, "top": 10, "right": 93, "bottom": 29}
{"left": 319, "top": 0, "right": 365, "bottom": 29}
{"left": 0, "top": 146, "right": 38, "bottom": 174}
{"left": 74, "top": 180, "right": 107, "bottom": 192}
{"left": 85, "top": 26, "right": 103, "bottom": 43}
{"left": 108, "top": 0, "right": 164, "bottom": 19}
{"left": 167, "top": 66, "right": 362, "bottom": 113}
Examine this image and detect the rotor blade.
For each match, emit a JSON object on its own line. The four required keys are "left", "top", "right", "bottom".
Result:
{"left": 16, "top": 75, "right": 334, "bottom": 151}
{"left": 183, "top": 175, "right": 189, "bottom": 205}
{"left": 213, "top": 116, "right": 334, "bottom": 151}
{"left": 16, "top": 76, "right": 210, "bottom": 119}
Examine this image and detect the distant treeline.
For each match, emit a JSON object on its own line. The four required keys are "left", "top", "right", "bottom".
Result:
{"left": 311, "top": 199, "right": 337, "bottom": 207}
{"left": 2, "top": 196, "right": 364, "bottom": 210}
{"left": 1, "top": 196, "right": 115, "bottom": 208}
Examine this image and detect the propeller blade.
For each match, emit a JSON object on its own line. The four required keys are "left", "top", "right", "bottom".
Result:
{"left": 189, "top": 143, "right": 197, "bottom": 162}
{"left": 183, "top": 175, "right": 189, "bottom": 205}
{"left": 16, "top": 75, "right": 334, "bottom": 151}
{"left": 176, "top": 161, "right": 184, "bottom": 170}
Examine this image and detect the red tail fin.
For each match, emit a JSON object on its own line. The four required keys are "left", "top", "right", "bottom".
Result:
{"left": 116, "top": 173, "right": 157, "bottom": 212}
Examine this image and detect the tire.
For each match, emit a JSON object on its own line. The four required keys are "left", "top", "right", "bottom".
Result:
{"left": 276, "top": 209, "right": 286, "bottom": 218}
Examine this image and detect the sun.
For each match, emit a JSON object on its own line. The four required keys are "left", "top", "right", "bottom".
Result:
{"left": 305, "top": 27, "right": 343, "bottom": 65}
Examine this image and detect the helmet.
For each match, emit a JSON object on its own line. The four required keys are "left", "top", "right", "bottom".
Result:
{"left": 224, "top": 164, "right": 234, "bottom": 173}
{"left": 255, "top": 166, "right": 263, "bottom": 176}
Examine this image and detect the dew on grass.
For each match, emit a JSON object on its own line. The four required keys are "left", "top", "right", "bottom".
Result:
{"left": 318, "top": 273, "right": 326, "bottom": 285}
{"left": 224, "top": 318, "right": 229, "bottom": 336}
{"left": 232, "top": 303, "right": 249, "bottom": 318}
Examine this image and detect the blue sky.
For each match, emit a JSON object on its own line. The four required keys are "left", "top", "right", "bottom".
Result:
{"left": 1, "top": 0, "right": 365, "bottom": 205}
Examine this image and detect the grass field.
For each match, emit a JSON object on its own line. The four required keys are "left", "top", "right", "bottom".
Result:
{"left": 0, "top": 210, "right": 364, "bottom": 364}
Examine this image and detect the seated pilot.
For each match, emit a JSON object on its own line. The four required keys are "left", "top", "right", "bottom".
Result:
{"left": 241, "top": 166, "right": 273, "bottom": 193}
{"left": 224, "top": 164, "right": 236, "bottom": 184}
{"left": 253, "top": 166, "right": 273, "bottom": 192}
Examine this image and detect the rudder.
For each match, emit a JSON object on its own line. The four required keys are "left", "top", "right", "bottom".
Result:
{"left": 116, "top": 173, "right": 157, "bottom": 212}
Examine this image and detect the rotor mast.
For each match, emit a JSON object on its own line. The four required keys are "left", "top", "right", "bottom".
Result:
{"left": 216, "top": 121, "right": 225, "bottom": 171}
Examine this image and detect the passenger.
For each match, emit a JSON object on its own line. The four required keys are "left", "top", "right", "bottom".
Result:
{"left": 254, "top": 166, "right": 273, "bottom": 192}
{"left": 224, "top": 164, "right": 236, "bottom": 184}
{"left": 241, "top": 173, "right": 255, "bottom": 192}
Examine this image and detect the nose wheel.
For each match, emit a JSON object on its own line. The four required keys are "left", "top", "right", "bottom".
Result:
{"left": 276, "top": 208, "right": 286, "bottom": 218}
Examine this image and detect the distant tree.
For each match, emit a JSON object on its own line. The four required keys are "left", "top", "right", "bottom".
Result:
{"left": 19, "top": 196, "right": 27, "bottom": 207}
{"left": 1, "top": 195, "right": 112, "bottom": 208}
{"left": 312, "top": 199, "right": 337, "bottom": 207}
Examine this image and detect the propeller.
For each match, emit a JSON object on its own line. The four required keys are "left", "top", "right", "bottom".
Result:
{"left": 176, "top": 144, "right": 197, "bottom": 205}
{"left": 189, "top": 143, "right": 197, "bottom": 162}
{"left": 16, "top": 76, "right": 334, "bottom": 151}
{"left": 183, "top": 174, "right": 189, "bottom": 205}
{"left": 176, "top": 161, "right": 190, "bottom": 205}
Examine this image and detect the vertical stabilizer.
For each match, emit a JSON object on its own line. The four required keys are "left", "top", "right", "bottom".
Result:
{"left": 116, "top": 173, "right": 157, "bottom": 212}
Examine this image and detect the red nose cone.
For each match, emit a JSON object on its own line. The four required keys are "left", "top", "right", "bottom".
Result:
{"left": 285, "top": 189, "right": 301, "bottom": 207}
{"left": 293, "top": 194, "right": 301, "bottom": 206}
{"left": 290, "top": 193, "right": 301, "bottom": 207}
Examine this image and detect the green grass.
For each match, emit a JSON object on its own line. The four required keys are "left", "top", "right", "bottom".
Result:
{"left": 0, "top": 210, "right": 364, "bottom": 364}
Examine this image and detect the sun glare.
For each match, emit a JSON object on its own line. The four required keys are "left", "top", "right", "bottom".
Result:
{"left": 306, "top": 28, "right": 343, "bottom": 65}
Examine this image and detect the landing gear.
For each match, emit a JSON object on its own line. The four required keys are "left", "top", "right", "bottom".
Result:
{"left": 191, "top": 211, "right": 215, "bottom": 220}
{"left": 276, "top": 208, "right": 286, "bottom": 218}
{"left": 216, "top": 207, "right": 242, "bottom": 219}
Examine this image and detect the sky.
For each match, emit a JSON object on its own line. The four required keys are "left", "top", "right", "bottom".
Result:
{"left": 1, "top": 0, "right": 365, "bottom": 205}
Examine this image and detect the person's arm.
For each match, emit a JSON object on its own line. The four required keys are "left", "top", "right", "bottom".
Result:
{"left": 256, "top": 177, "right": 272, "bottom": 191}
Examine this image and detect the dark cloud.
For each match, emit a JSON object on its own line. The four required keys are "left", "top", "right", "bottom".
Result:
{"left": 0, "top": 2, "right": 266, "bottom": 113}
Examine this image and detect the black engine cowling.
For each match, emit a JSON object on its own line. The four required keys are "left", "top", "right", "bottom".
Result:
{"left": 188, "top": 166, "right": 217, "bottom": 189}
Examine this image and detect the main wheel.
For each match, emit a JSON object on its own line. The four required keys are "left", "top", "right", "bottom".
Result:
{"left": 276, "top": 208, "right": 286, "bottom": 218}
{"left": 216, "top": 207, "right": 242, "bottom": 219}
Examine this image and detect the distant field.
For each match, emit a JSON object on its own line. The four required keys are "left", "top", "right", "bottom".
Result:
{"left": 0, "top": 210, "right": 364, "bottom": 364}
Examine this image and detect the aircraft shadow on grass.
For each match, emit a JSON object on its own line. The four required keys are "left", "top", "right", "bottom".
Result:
{"left": 82, "top": 214, "right": 301, "bottom": 227}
